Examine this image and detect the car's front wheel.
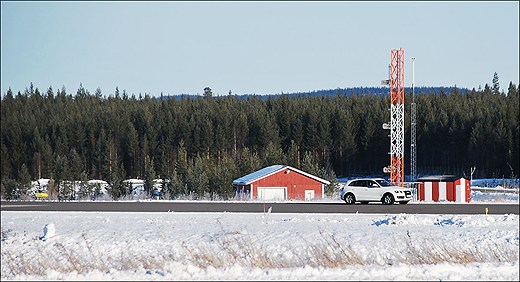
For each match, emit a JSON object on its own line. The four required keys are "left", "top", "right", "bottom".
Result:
{"left": 382, "top": 193, "right": 395, "bottom": 205}
{"left": 344, "top": 193, "right": 356, "bottom": 205}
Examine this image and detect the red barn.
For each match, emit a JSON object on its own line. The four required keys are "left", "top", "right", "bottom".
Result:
{"left": 417, "top": 175, "right": 471, "bottom": 203}
{"left": 233, "top": 165, "right": 331, "bottom": 201}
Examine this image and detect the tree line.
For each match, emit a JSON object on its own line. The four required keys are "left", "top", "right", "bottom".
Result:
{"left": 1, "top": 80, "right": 518, "bottom": 200}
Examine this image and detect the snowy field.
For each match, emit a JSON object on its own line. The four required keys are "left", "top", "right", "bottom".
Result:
{"left": 1, "top": 190, "right": 519, "bottom": 281}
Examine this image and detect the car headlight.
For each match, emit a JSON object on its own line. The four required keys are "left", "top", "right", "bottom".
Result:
{"left": 395, "top": 190, "right": 403, "bottom": 194}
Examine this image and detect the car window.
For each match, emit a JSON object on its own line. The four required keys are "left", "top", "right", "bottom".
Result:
{"left": 367, "top": 181, "right": 379, "bottom": 188}
{"left": 376, "top": 179, "right": 392, "bottom": 187}
{"left": 349, "top": 180, "right": 363, "bottom": 187}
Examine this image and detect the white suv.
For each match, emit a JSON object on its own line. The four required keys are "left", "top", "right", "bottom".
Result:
{"left": 340, "top": 178, "right": 412, "bottom": 205}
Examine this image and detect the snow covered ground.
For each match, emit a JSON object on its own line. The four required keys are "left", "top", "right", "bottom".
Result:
{"left": 1, "top": 189, "right": 519, "bottom": 281}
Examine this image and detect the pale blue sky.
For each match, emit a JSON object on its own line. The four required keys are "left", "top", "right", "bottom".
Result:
{"left": 1, "top": 1, "right": 519, "bottom": 97}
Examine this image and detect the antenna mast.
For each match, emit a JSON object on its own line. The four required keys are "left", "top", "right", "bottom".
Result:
{"left": 389, "top": 49, "right": 405, "bottom": 187}
{"left": 410, "top": 58, "right": 417, "bottom": 186}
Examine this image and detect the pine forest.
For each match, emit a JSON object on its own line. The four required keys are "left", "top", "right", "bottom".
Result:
{"left": 1, "top": 81, "right": 518, "bottom": 200}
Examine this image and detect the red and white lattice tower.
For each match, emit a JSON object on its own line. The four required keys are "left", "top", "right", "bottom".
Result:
{"left": 389, "top": 49, "right": 405, "bottom": 187}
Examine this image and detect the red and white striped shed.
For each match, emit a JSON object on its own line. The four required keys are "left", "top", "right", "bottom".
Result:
{"left": 232, "top": 165, "right": 330, "bottom": 201}
{"left": 417, "top": 175, "right": 471, "bottom": 203}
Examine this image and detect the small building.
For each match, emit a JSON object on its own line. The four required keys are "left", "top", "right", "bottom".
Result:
{"left": 417, "top": 175, "right": 471, "bottom": 203}
{"left": 87, "top": 180, "right": 110, "bottom": 199}
{"left": 232, "top": 165, "right": 330, "bottom": 201}
{"left": 123, "top": 179, "right": 145, "bottom": 197}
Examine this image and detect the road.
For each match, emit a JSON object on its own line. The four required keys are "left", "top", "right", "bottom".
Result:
{"left": 1, "top": 201, "right": 518, "bottom": 214}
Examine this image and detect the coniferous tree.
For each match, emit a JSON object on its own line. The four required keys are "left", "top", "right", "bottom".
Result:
{"left": 262, "top": 141, "right": 286, "bottom": 166}
{"left": 52, "top": 154, "right": 66, "bottom": 200}
{"left": 18, "top": 163, "right": 32, "bottom": 200}
{"left": 301, "top": 150, "right": 321, "bottom": 177}
{"left": 238, "top": 147, "right": 262, "bottom": 176}
{"left": 68, "top": 148, "right": 83, "bottom": 199}
{"left": 492, "top": 72, "right": 500, "bottom": 95}
{"left": 507, "top": 81, "right": 518, "bottom": 97}
{"left": 1, "top": 179, "right": 18, "bottom": 200}
{"left": 1, "top": 138, "right": 11, "bottom": 180}
{"left": 186, "top": 155, "right": 209, "bottom": 198}
{"left": 143, "top": 155, "right": 156, "bottom": 197}
{"left": 203, "top": 87, "right": 212, "bottom": 99}
{"left": 287, "top": 140, "right": 300, "bottom": 168}
{"left": 176, "top": 140, "right": 188, "bottom": 181}
{"left": 167, "top": 168, "right": 184, "bottom": 199}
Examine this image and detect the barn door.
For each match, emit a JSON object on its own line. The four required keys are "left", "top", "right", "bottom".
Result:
{"left": 257, "top": 187, "right": 286, "bottom": 201}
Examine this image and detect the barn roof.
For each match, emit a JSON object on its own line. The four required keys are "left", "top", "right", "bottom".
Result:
{"left": 232, "top": 165, "right": 331, "bottom": 185}
{"left": 417, "top": 175, "right": 468, "bottom": 182}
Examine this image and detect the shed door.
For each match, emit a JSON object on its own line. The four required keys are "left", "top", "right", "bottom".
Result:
{"left": 305, "top": 190, "right": 315, "bottom": 200}
{"left": 258, "top": 187, "right": 286, "bottom": 201}
{"left": 456, "top": 184, "right": 465, "bottom": 203}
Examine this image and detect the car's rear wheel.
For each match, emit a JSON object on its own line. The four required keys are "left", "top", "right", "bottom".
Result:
{"left": 399, "top": 201, "right": 409, "bottom": 205}
{"left": 344, "top": 193, "right": 356, "bottom": 205}
{"left": 382, "top": 193, "right": 394, "bottom": 205}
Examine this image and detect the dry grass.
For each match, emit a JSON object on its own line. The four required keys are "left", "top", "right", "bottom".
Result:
{"left": 1, "top": 227, "right": 518, "bottom": 278}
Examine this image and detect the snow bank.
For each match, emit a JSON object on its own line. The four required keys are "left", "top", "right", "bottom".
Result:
{"left": 1, "top": 211, "right": 518, "bottom": 280}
